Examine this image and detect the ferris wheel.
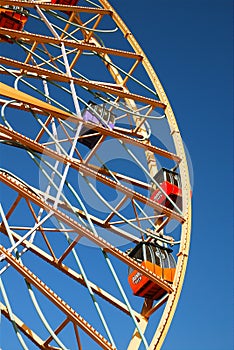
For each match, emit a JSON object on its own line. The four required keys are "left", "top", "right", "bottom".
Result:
{"left": 0, "top": 1, "right": 192, "bottom": 349}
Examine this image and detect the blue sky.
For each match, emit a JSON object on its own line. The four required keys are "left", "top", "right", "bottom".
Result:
{"left": 113, "top": 1, "right": 234, "bottom": 349}
{"left": 0, "top": 1, "right": 233, "bottom": 349}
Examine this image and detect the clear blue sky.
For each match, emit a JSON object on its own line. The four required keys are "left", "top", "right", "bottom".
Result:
{"left": 1, "top": 1, "right": 233, "bottom": 350}
{"left": 113, "top": 1, "right": 233, "bottom": 349}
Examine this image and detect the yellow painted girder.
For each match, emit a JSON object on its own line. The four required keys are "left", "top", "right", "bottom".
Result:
{"left": 0, "top": 28, "right": 143, "bottom": 60}
{"left": 0, "top": 245, "right": 116, "bottom": 350}
{"left": 0, "top": 82, "right": 75, "bottom": 120}
{"left": 0, "top": 57, "right": 166, "bottom": 108}
{"left": 0, "top": 302, "right": 59, "bottom": 349}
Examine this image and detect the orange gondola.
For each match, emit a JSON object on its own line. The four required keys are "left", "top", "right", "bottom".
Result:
{"left": 128, "top": 241, "right": 176, "bottom": 300}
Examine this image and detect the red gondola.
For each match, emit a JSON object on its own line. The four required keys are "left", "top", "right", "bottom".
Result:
{"left": 51, "top": 0, "right": 79, "bottom": 14}
{"left": 150, "top": 167, "right": 182, "bottom": 211}
{"left": 0, "top": 6, "right": 28, "bottom": 43}
{"left": 79, "top": 101, "right": 115, "bottom": 149}
{"left": 51, "top": 0, "right": 79, "bottom": 5}
{"left": 128, "top": 241, "right": 176, "bottom": 300}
